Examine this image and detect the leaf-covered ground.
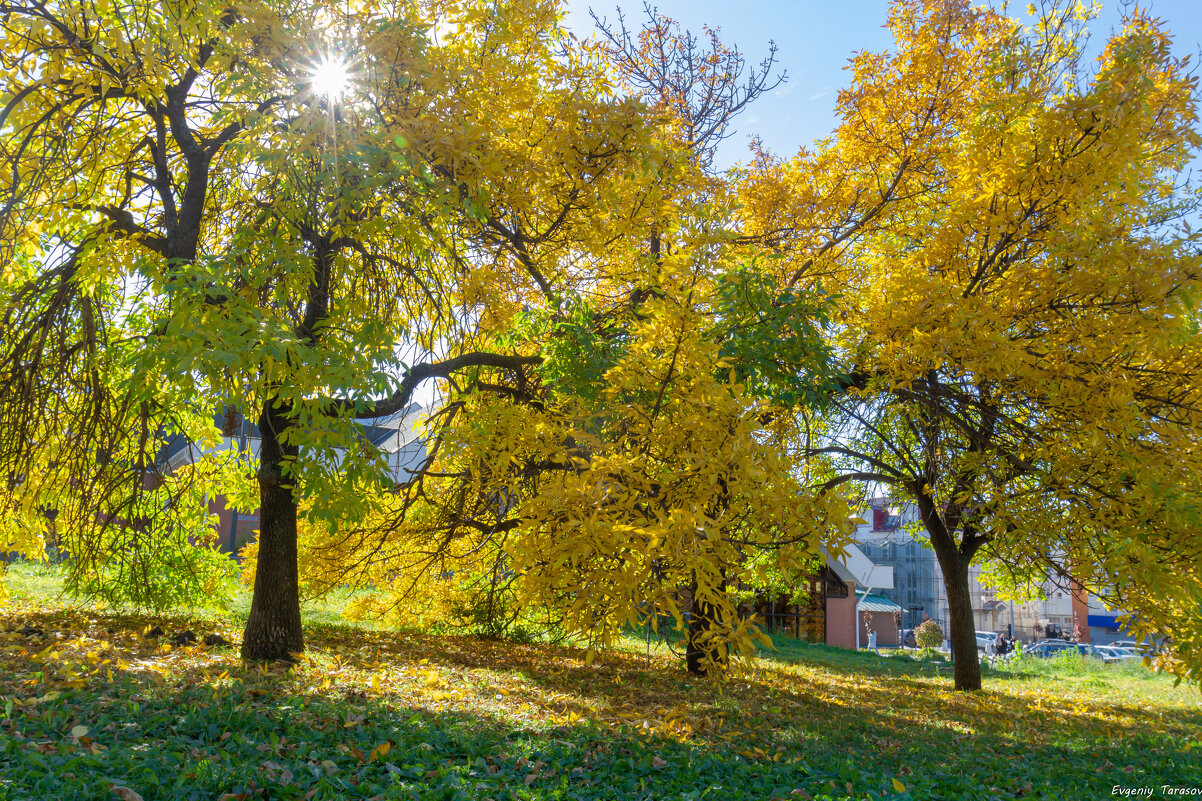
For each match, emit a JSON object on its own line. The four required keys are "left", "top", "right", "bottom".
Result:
{"left": 1, "top": 564, "right": 1199, "bottom": 800}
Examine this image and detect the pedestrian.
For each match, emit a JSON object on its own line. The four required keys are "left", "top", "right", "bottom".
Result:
{"left": 868, "top": 628, "right": 879, "bottom": 654}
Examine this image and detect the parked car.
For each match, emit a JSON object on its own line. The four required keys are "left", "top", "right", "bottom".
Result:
{"left": 976, "top": 632, "right": 1002, "bottom": 652}
{"left": 1026, "top": 638, "right": 1071, "bottom": 650}
{"left": 1080, "top": 644, "right": 1116, "bottom": 662}
{"left": 1023, "top": 641, "right": 1077, "bottom": 658}
{"left": 1110, "top": 640, "right": 1156, "bottom": 654}
{"left": 1024, "top": 641, "right": 1114, "bottom": 662}
{"left": 1096, "top": 645, "right": 1144, "bottom": 663}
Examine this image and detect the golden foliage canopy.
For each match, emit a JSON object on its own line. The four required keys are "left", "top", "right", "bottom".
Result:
{"left": 738, "top": 0, "right": 1202, "bottom": 685}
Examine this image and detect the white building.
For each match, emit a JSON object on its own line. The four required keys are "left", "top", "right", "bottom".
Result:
{"left": 161, "top": 403, "right": 429, "bottom": 552}
{"left": 852, "top": 497, "right": 1077, "bottom": 643}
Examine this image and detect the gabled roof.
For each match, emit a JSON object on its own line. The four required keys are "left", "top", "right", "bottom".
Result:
{"left": 159, "top": 403, "right": 429, "bottom": 483}
{"left": 824, "top": 554, "right": 857, "bottom": 586}
{"left": 359, "top": 402, "right": 427, "bottom": 453}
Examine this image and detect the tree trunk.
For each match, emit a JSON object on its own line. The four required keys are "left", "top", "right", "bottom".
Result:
{"left": 685, "top": 576, "right": 727, "bottom": 676}
{"left": 240, "top": 399, "right": 304, "bottom": 662}
{"left": 935, "top": 548, "right": 981, "bottom": 691}
{"left": 917, "top": 491, "right": 983, "bottom": 692}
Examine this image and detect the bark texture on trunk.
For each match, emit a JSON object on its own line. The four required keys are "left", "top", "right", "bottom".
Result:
{"left": 916, "top": 483, "right": 984, "bottom": 692}
{"left": 240, "top": 399, "right": 304, "bottom": 662}
{"left": 938, "top": 550, "right": 981, "bottom": 691}
{"left": 685, "top": 577, "right": 728, "bottom": 677}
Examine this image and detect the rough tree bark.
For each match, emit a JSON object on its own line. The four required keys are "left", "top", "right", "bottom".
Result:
{"left": 685, "top": 573, "right": 728, "bottom": 676}
{"left": 924, "top": 510, "right": 984, "bottom": 691}
{"left": 936, "top": 547, "right": 981, "bottom": 691}
{"left": 240, "top": 398, "right": 304, "bottom": 661}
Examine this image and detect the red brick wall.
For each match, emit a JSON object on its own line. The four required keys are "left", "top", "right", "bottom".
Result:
{"left": 865, "top": 611, "right": 899, "bottom": 646}
{"left": 205, "top": 496, "right": 259, "bottom": 553}
{"left": 209, "top": 496, "right": 234, "bottom": 549}
{"left": 826, "top": 590, "right": 857, "bottom": 650}
{"left": 1071, "top": 581, "right": 1091, "bottom": 643}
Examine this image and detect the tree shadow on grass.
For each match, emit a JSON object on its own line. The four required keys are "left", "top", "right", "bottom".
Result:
{"left": 2, "top": 606, "right": 1199, "bottom": 800}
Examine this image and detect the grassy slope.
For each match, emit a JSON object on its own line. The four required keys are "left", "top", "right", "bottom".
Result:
{"left": 1, "top": 562, "right": 1199, "bottom": 800}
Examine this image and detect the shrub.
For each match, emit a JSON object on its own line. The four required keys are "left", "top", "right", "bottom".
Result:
{"left": 915, "top": 620, "right": 944, "bottom": 650}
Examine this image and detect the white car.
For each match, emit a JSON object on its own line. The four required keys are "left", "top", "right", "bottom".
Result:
{"left": 1096, "top": 645, "right": 1144, "bottom": 663}
{"left": 976, "top": 632, "right": 1003, "bottom": 653}
{"left": 1111, "top": 640, "right": 1156, "bottom": 654}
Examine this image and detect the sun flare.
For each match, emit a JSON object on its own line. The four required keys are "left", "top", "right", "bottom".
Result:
{"left": 310, "top": 54, "right": 351, "bottom": 100}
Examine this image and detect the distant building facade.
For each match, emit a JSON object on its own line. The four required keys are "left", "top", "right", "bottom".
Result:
{"left": 756, "top": 543, "right": 899, "bottom": 651}
{"left": 852, "top": 497, "right": 1088, "bottom": 644}
{"left": 160, "top": 404, "right": 428, "bottom": 553}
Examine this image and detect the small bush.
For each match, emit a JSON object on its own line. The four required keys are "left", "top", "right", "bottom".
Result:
{"left": 915, "top": 619, "right": 944, "bottom": 649}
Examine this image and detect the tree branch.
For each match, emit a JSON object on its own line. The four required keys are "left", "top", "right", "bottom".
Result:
{"left": 322, "top": 352, "right": 544, "bottom": 419}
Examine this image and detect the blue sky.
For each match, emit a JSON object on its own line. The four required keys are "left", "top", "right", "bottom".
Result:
{"left": 561, "top": 0, "right": 1202, "bottom": 169}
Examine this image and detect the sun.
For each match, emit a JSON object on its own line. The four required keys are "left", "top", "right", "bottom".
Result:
{"left": 310, "top": 53, "right": 351, "bottom": 100}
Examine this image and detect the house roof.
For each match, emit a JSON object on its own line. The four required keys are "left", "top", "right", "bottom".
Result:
{"left": 826, "top": 553, "right": 855, "bottom": 584}
{"left": 858, "top": 593, "right": 903, "bottom": 613}
{"left": 821, "top": 548, "right": 857, "bottom": 586}
{"left": 826, "top": 542, "right": 894, "bottom": 589}
{"left": 159, "top": 402, "right": 429, "bottom": 483}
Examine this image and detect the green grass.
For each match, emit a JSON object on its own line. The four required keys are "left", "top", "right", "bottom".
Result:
{"left": 3, "top": 560, "right": 66, "bottom": 605}
{"left": 3, "top": 559, "right": 373, "bottom": 631}
{"left": 2, "top": 561, "right": 1199, "bottom": 800}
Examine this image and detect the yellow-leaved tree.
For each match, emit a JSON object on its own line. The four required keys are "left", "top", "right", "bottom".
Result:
{"left": 740, "top": 0, "right": 1202, "bottom": 690}
{"left": 305, "top": 235, "right": 851, "bottom": 674}
{"left": 0, "top": 0, "right": 850, "bottom": 672}
{"left": 271, "top": 8, "right": 853, "bottom": 676}
{"left": 0, "top": 0, "right": 664, "bottom": 659}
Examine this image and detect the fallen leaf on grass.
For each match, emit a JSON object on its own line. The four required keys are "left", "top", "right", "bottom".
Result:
{"left": 111, "top": 787, "right": 144, "bottom": 801}
{"left": 652, "top": 755, "right": 667, "bottom": 768}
